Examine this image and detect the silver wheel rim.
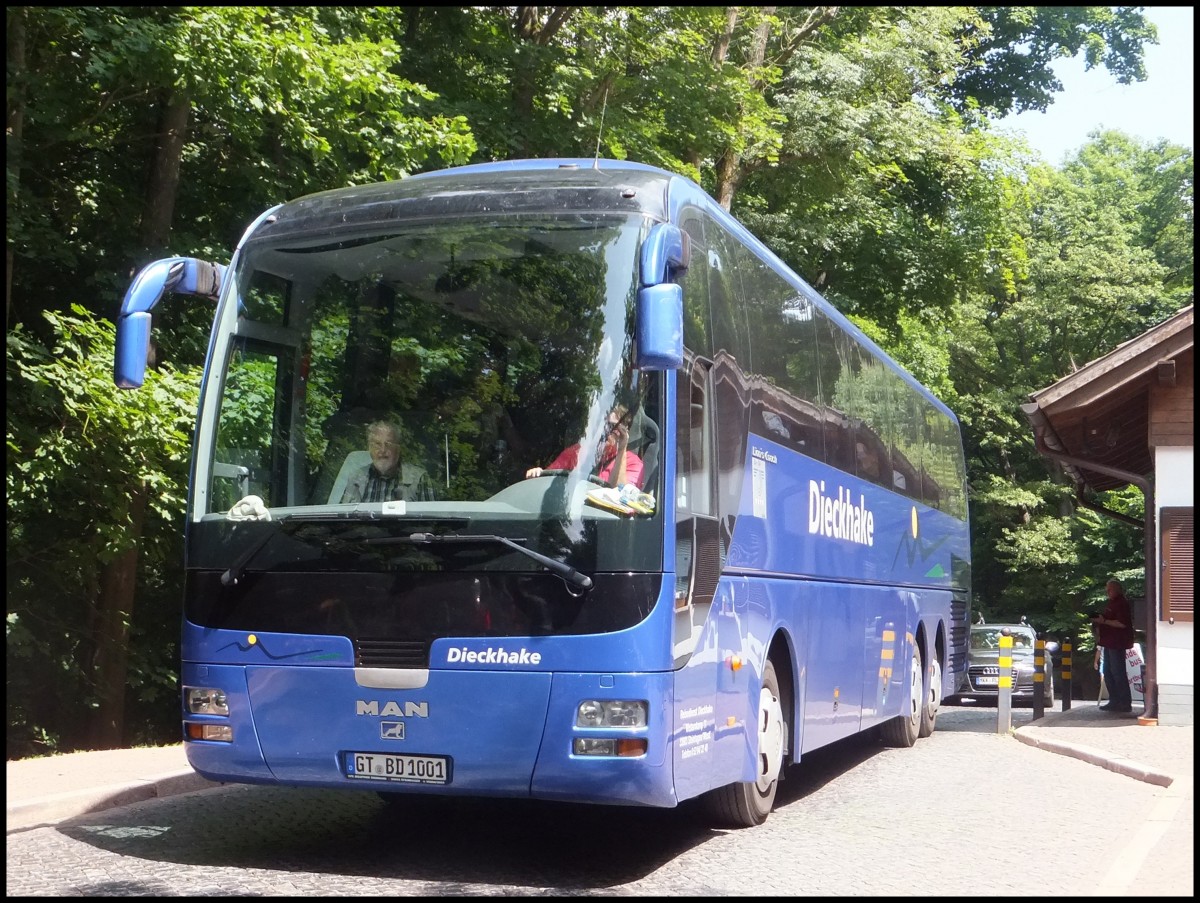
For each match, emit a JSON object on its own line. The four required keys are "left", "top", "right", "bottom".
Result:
{"left": 756, "top": 684, "right": 785, "bottom": 792}
{"left": 926, "top": 657, "right": 942, "bottom": 717}
{"left": 907, "top": 649, "right": 922, "bottom": 726}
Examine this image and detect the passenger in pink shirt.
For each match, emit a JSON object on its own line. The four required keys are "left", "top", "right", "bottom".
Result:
{"left": 525, "top": 405, "right": 644, "bottom": 488}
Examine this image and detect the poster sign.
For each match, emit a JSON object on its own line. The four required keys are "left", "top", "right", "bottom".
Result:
{"left": 1125, "top": 643, "right": 1145, "bottom": 703}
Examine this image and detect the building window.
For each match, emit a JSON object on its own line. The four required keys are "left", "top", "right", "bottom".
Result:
{"left": 1161, "top": 507, "right": 1194, "bottom": 623}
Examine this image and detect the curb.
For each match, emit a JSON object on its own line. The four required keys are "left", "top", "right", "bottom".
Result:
{"left": 1012, "top": 727, "right": 1176, "bottom": 788}
{"left": 6, "top": 769, "right": 220, "bottom": 833}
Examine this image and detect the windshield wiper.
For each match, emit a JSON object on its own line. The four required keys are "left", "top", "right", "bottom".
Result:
{"left": 363, "top": 532, "right": 594, "bottom": 592}
{"left": 220, "top": 511, "right": 395, "bottom": 587}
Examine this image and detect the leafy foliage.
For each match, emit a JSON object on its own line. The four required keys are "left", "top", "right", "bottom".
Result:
{"left": 947, "top": 7, "right": 1156, "bottom": 117}
{"left": 7, "top": 307, "right": 199, "bottom": 756}
{"left": 946, "top": 136, "right": 1190, "bottom": 636}
{"left": 5, "top": 6, "right": 1185, "bottom": 753}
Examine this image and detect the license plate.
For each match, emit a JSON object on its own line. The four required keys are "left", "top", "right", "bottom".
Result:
{"left": 975, "top": 675, "right": 998, "bottom": 687}
{"left": 344, "top": 752, "right": 451, "bottom": 784}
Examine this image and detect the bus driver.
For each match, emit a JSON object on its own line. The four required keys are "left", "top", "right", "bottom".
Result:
{"left": 340, "top": 419, "right": 437, "bottom": 503}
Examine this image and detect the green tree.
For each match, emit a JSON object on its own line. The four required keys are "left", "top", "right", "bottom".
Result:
{"left": 7, "top": 6, "right": 476, "bottom": 335}
{"left": 7, "top": 307, "right": 198, "bottom": 753}
{"left": 6, "top": 8, "right": 477, "bottom": 751}
{"left": 4, "top": 7, "right": 1178, "bottom": 753}
{"left": 949, "top": 135, "right": 1190, "bottom": 632}
{"left": 947, "top": 6, "right": 1155, "bottom": 117}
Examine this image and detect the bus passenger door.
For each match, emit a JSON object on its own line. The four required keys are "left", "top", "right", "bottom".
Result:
{"left": 672, "top": 356, "right": 721, "bottom": 665}
{"left": 671, "top": 355, "right": 732, "bottom": 799}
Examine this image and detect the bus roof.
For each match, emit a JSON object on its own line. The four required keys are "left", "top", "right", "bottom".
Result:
{"left": 246, "top": 158, "right": 959, "bottom": 423}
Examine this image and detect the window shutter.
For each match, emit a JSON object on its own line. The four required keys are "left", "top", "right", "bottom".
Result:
{"left": 1161, "top": 507, "right": 1194, "bottom": 623}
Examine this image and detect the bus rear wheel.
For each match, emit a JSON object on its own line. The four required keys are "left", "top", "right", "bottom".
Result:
{"left": 919, "top": 654, "right": 941, "bottom": 738}
{"left": 702, "top": 659, "right": 785, "bottom": 828}
{"left": 881, "top": 642, "right": 922, "bottom": 748}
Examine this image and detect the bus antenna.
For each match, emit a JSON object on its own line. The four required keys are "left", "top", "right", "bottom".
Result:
{"left": 593, "top": 87, "right": 609, "bottom": 170}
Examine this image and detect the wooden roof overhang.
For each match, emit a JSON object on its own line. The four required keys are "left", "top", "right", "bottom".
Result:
{"left": 1022, "top": 306, "right": 1194, "bottom": 494}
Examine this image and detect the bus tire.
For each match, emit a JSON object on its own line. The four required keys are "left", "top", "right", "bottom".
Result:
{"left": 919, "top": 653, "right": 941, "bottom": 738}
{"left": 702, "top": 659, "right": 785, "bottom": 828}
{"left": 881, "top": 642, "right": 922, "bottom": 748}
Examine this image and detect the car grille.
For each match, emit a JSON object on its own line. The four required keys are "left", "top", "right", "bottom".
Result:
{"left": 968, "top": 665, "right": 1032, "bottom": 691}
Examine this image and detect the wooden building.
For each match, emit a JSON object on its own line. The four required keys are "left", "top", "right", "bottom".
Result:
{"left": 1022, "top": 304, "right": 1193, "bottom": 726}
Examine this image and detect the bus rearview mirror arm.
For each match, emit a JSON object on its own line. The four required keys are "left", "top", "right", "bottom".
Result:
{"left": 114, "top": 257, "right": 225, "bottom": 388}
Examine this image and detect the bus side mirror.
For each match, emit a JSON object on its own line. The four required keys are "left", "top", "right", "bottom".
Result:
{"left": 636, "top": 223, "right": 686, "bottom": 371}
{"left": 114, "top": 312, "right": 153, "bottom": 388}
{"left": 636, "top": 283, "right": 683, "bottom": 370}
{"left": 113, "top": 257, "right": 224, "bottom": 389}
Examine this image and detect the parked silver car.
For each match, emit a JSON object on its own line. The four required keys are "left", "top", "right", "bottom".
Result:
{"left": 945, "top": 623, "right": 1058, "bottom": 706}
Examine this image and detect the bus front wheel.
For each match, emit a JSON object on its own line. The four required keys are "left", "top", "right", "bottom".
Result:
{"left": 701, "top": 659, "right": 785, "bottom": 828}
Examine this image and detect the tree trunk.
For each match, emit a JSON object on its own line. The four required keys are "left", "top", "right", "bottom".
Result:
{"left": 140, "top": 87, "right": 191, "bottom": 256}
{"left": 6, "top": 7, "right": 27, "bottom": 328}
{"left": 711, "top": 7, "right": 738, "bottom": 64}
{"left": 511, "top": 8, "right": 576, "bottom": 157}
{"left": 86, "top": 485, "right": 148, "bottom": 749}
{"left": 710, "top": 7, "right": 774, "bottom": 211}
{"left": 709, "top": 8, "right": 742, "bottom": 210}
{"left": 85, "top": 85, "right": 191, "bottom": 749}
{"left": 713, "top": 149, "right": 741, "bottom": 212}
{"left": 511, "top": 9, "right": 543, "bottom": 157}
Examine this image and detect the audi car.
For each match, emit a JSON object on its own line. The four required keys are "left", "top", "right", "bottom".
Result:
{"left": 944, "top": 624, "right": 1058, "bottom": 706}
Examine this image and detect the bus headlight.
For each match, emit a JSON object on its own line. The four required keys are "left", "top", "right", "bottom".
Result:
{"left": 575, "top": 699, "right": 647, "bottom": 727}
{"left": 185, "top": 686, "right": 229, "bottom": 715}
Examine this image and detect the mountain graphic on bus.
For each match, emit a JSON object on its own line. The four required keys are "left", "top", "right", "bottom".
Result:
{"left": 891, "top": 506, "right": 951, "bottom": 579}
{"left": 217, "top": 634, "right": 331, "bottom": 661}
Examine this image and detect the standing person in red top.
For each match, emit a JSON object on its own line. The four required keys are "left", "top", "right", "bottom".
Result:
{"left": 1091, "top": 578, "right": 1136, "bottom": 713}
{"left": 525, "top": 404, "right": 644, "bottom": 488}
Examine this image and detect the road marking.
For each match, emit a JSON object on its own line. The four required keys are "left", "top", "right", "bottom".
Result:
{"left": 1094, "top": 776, "right": 1192, "bottom": 895}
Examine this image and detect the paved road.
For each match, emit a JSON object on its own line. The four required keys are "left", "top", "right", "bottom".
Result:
{"left": 6, "top": 706, "right": 1190, "bottom": 896}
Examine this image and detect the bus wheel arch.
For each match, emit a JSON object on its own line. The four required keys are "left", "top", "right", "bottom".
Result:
{"left": 701, "top": 651, "right": 790, "bottom": 828}
{"left": 768, "top": 634, "right": 798, "bottom": 768}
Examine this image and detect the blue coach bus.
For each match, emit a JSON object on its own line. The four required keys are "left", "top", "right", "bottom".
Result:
{"left": 114, "top": 159, "right": 970, "bottom": 827}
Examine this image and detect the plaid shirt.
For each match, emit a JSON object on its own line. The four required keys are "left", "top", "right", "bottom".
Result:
{"left": 340, "top": 462, "right": 436, "bottom": 503}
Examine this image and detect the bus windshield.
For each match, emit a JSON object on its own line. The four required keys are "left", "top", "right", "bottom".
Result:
{"left": 192, "top": 212, "right": 664, "bottom": 580}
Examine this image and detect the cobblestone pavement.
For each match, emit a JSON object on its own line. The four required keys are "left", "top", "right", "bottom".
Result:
{"left": 6, "top": 705, "right": 1192, "bottom": 896}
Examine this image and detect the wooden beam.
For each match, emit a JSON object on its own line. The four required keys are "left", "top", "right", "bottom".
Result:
{"left": 1157, "top": 358, "right": 1177, "bottom": 387}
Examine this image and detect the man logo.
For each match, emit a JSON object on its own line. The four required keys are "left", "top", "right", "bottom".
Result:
{"left": 356, "top": 700, "right": 429, "bottom": 717}
{"left": 380, "top": 721, "right": 405, "bottom": 740}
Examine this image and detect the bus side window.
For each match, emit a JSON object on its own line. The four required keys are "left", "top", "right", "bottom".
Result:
{"left": 211, "top": 340, "right": 285, "bottom": 512}
{"left": 676, "top": 366, "right": 713, "bottom": 516}
{"left": 676, "top": 421, "right": 690, "bottom": 510}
